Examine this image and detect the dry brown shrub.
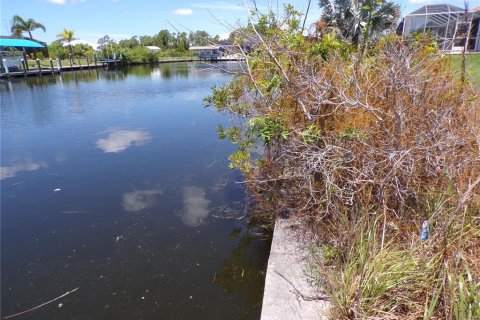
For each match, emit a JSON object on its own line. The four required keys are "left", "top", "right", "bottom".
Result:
{"left": 209, "top": 23, "right": 480, "bottom": 317}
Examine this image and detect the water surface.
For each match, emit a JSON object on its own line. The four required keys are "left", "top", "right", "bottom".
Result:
{"left": 1, "top": 63, "right": 270, "bottom": 320}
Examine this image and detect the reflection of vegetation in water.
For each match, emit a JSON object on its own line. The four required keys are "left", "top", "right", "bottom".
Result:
{"left": 215, "top": 223, "right": 272, "bottom": 319}
{"left": 22, "top": 69, "right": 128, "bottom": 87}
{"left": 23, "top": 70, "right": 98, "bottom": 87}
{"left": 14, "top": 62, "right": 241, "bottom": 88}
{"left": 125, "top": 64, "right": 152, "bottom": 77}
{"left": 125, "top": 64, "right": 191, "bottom": 79}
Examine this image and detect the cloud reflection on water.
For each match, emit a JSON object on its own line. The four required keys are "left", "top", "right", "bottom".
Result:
{"left": 0, "top": 161, "right": 48, "bottom": 180}
{"left": 96, "top": 129, "right": 151, "bottom": 153}
{"left": 180, "top": 186, "right": 210, "bottom": 227}
{"left": 122, "top": 188, "right": 163, "bottom": 212}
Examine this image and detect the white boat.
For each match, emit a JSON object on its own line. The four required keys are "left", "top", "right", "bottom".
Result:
{"left": 0, "top": 50, "right": 24, "bottom": 70}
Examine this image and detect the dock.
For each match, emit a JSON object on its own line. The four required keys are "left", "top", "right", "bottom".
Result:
{"left": 1, "top": 64, "right": 102, "bottom": 78}
{"left": 0, "top": 60, "right": 120, "bottom": 79}
{"left": 1, "top": 57, "right": 243, "bottom": 79}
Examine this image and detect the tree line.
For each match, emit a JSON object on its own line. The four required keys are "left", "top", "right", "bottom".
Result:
{"left": 8, "top": 14, "right": 224, "bottom": 62}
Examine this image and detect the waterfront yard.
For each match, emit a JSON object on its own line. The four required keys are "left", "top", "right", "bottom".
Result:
{"left": 25, "top": 56, "right": 199, "bottom": 69}
{"left": 448, "top": 54, "right": 480, "bottom": 87}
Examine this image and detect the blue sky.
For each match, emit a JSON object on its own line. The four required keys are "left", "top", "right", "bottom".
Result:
{"left": 1, "top": 0, "right": 479, "bottom": 46}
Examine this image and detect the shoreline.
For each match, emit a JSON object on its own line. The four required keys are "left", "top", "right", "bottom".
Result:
{"left": 0, "top": 58, "right": 244, "bottom": 79}
{"left": 260, "top": 218, "right": 330, "bottom": 320}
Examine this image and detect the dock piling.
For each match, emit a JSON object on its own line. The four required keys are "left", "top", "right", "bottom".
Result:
{"left": 36, "top": 59, "right": 42, "bottom": 76}
{"left": 57, "top": 58, "right": 63, "bottom": 72}
{"left": 86, "top": 56, "right": 90, "bottom": 68}
{"left": 2, "top": 59, "right": 9, "bottom": 77}
{"left": 50, "top": 59, "right": 55, "bottom": 75}
{"left": 21, "top": 59, "right": 27, "bottom": 77}
{"left": 22, "top": 50, "right": 29, "bottom": 71}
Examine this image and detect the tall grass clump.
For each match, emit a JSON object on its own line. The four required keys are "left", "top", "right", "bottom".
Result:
{"left": 206, "top": 5, "right": 480, "bottom": 319}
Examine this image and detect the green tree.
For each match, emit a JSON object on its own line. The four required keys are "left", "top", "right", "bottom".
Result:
{"left": 10, "top": 15, "right": 46, "bottom": 39}
{"left": 175, "top": 32, "right": 189, "bottom": 51}
{"left": 118, "top": 36, "right": 139, "bottom": 49}
{"left": 97, "top": 35, "right": 116, "bottom": 58}
{"left": 318, "top": 0, "right": 399, "bottom": 46}
{"left": 188, "top": 30, "right": 212, "bottom": 46}
{"left": 153, "top": 30, "right": 171, "bottom": 48}
{"left": 139, "top": 35, "right": 154, "bottom": 46}
{"left": 73, "top": 43, "right": 94, "bottom": 58}
{"left": 57, "top": 29, "right": 75, "bottom": 63}
{"left": 48, "top": 40, "right": 68, "bottom": 59}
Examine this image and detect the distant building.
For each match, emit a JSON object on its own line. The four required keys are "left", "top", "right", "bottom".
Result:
{"left": 145, "top": 46, "right": 161, "bottom": 52}
{"left": 402, "top": 4, "right": 480, "bottom": 52}
{"left": 189, "top": 45, "right": 225, "bottom": 60}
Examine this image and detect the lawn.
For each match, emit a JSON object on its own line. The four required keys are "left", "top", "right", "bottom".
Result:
{"left": 447, "top": 54, "right": 480, "bottom": 88}
{"left": 23, "top": 56, "right": 199, "bottom": 69}
{"left": 26, "top": 58, "right": 97, "bottom": 69}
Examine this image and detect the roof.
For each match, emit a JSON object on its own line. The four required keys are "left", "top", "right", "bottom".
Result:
{"left": 409, "top": 4, "right": 464, "bottom": 15}
{"left": 146, "top": 46, "right": 161, "bottom": 50}
{"left": 63, "top": 39, "right": 98, "bottom": 49}
{"left": 0, "top": 38, "right": 45, "bottom": 48}
{"left": 189, "top": 45, "right": 222, "bottom": 50}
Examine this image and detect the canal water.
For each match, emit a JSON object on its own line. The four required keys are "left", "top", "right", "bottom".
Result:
{"left": 1, "top": 63, "right": 271, "bottom": 320}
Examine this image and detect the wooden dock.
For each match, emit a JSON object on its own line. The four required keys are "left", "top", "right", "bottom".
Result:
{"left": 1, "top": 58, "right": 243, "bottom": 79}
{"left": 0, "top": 62, "right": 115, "bottom": 79}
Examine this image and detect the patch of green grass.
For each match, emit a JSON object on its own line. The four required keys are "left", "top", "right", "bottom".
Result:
{"left": 157, "top": 56, "right": 198, "bottom": 61}
{"left": 447, "top": 54, "right": 480, "bottom": 88}
{"left": 26, "top": 58, "right": 98, "bottom": 69}
{"left": 24, "top": 56, "right": 199, "bottom": 70}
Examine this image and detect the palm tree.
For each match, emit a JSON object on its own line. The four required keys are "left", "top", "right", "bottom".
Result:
{"left": 11, "top": 15, "right": 46, "bottom": 39}
{"left": 10, "top": 15, "right": 46, "bottom": 63}
{"left": 318, "top": 0, "right": 399, "bottom": 46}
{"left": 57, "top": 29, "right": 75, "bottom": 64}
{"left": 11, "top": 25, "right": 23, "bottom": 38}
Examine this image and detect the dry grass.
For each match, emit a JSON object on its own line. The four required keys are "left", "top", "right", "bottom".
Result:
{"left": 207, "top": 13, "right": 480, "bottom": 319}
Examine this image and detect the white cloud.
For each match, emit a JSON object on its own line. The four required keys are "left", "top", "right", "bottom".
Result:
{"left": 179, "top": 186, "right": 210, "bottom": 227}
{"left": 174, "top": 8, "right": 193, "bottom": 15}
{"left": 1, "top": 161, "right": 47, "bottom": 180}
{"left": 96, "top": 129, "right": 151, "bottom": 153}
{"left": 192, "top": 1, "right": 244, "bottom": 10}
{"left": 122, "top": 188, "right": 163, "bottom": 212}
{"left": 218, "top": 32, "right": 230, "bottom": 40}
{"left": 47, "top": 0, "right": 66, "bottom": 3}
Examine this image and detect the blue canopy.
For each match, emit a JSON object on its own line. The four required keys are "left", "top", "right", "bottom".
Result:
{"left": 0, "top": 38, "right": 45, "bottom": 48}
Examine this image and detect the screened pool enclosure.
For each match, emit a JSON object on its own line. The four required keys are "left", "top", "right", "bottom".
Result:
{"left": 402, "top": 4, "right": 480, "bottom": 52}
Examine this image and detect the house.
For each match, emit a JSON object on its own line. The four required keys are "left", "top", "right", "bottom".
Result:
{"left": 189, "top": 45, "right": 225, "bottom": 60}
{"left": 402, "top": 4, "right": 480, "bottom": 52}
{"left": 145, "top": 46, "right": 161, "bottom": 52}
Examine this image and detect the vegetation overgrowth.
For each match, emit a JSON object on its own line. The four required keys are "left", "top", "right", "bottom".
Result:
{"left": 8, "top": 15, "right": 223, "bottom": 65}
{"left": 206, "top": 4, "right": 480, "bottom": 319}
{"left": 46, "top": 29, "right": 221, "bottom": 63}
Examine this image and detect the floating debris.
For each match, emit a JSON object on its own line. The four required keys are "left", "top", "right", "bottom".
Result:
{"left": 211, "top": 204, "right": 247, "bottom": 220}
{"left": 421, "top": 220, "right": 430, "bottom": 240}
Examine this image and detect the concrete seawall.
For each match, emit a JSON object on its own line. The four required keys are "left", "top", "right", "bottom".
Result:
{"left": 260, "top": 219, "right": 330, "bottom": 320}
